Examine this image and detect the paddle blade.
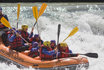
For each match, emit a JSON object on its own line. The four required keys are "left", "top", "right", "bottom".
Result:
{"left": 17, "top": 3, "right": 20, "bottom": 20}
{"left": 1, "top": 17, "right": 12, "bottom": 29}
{"left": 32, "top": 6, "right": 38, "bottom": 21}
{"left": 63, "top": 27, "right": 79, "bottom": 42}
{"left": 57, "top": 24, "right": 61, "bottom": 45}
{"left": 39, "top": 3, "right": 47, "bottom": 17}
{"left": 68, "top": 27, "right": 79, "bottom": 37}
{"left": 84, "top": 53, "right": 98, "bottom": 58}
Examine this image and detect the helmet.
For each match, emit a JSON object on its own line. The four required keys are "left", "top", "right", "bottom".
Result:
{"left": 0, "top": 7, "right": 2, "bottom": 12}
{"left": 51, "top": 40, "right": 56, "bottom": 45}
{"left": 60, "top": 42, "right": 68, "bottom": 47}
{"left": 51, "top": 40, "right": 56, "bottom": 43}
{"left": 22, "top": 24, "right": 28, "bottom": 30}
{"left": 43, "top": 41, "right": 50, "bottom": 47}
{"left": 34, "top": 34, "right": 39, "bottom": 38}
{"left": 32, "top": 42, "right": 38, "bottom": 47}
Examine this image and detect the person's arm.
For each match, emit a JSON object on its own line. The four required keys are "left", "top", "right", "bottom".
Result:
{"left": 8, "top": 35, "right": 16, "bottom": 42}
{"left": 41, "top": 40, "right": 43, "bottom": 44}
{"left": 3, "top": 15, "right": 9, "bottom": 21}
{"left": 31, "top": 47, "right": 39, "bottom": 52}
{"left": 8, "top": 34, "right": 11, "bottom": 38}
{"left": 29, "top": 32, "right": 33, "bottom": 38}
{"left": 29, "top": 37, "right": 33, "bottom": 43}
{"left": 69, "top": 49, "right": 72, "bottom": 53}
{"left": 42, "top": 49, "right": 56, "bottom": 56}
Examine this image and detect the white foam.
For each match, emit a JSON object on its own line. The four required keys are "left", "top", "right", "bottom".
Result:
{"left": 0, "top": 4, "right": 104, "bottom": 70}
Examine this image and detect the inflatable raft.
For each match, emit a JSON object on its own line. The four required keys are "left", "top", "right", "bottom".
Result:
{"left": 0, "top": 43, "right": 89, "bottom": 70}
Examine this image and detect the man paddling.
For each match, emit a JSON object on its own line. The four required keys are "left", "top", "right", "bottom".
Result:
{"left": 40, "top": 41, "right": 57, "bottom": 60}
{"left": 19, "top": 24, "right": 33, "bottom": 44}
{"left": 58, "top": 42, "right": 78, "bottom": 58}
{"left": 8, "top": 30, "right": 30, "bottom": 52}
{"left": 0, "top": 7, "right": 9, "bottom": 46}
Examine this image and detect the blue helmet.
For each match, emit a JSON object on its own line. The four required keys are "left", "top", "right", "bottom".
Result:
{"left": 32, "top": 42, "right": 38, "bottom": 47}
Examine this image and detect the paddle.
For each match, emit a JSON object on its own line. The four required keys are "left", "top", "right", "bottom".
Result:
{"left": 80, "top": 53, "right": 98, "bottom": 58}
{"left": 1, "top": 17, "right": 28, "bottom": 43}
{"left": 57, "top": 24, "right": 61, "bottom": 45}
{"left": 62, "top": 52, "right": 98, "bottom": 58}
{"left": 32, "top": 6, "right": 38, "bottom": 32}
{"left": 63, "top": 27, "right": 79, "bottom": 42}
{"left": 38, "top": 3, "right": 47, "bottom": 17}
{"left": 56, "top": 24, "right": 61, "bottom": 59}
{"left": 17, "top": 3, "right": 20, "bottom": 29}
{"left": 31, "top": 3, "right": 47, "bottom": 33}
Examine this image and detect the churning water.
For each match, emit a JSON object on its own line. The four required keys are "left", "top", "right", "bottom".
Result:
{"left": 0, "top": 3, "right": 104, "bottom": 70}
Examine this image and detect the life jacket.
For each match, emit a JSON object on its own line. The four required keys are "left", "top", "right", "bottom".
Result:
{"left": 10, "top": 36, "right": 22, "bottom": 49}
{"left": 40, "top": 45, "right": 53, "bottom": 60}
{"left": 0, "top": 15, "right": 6, "bottom": 29}
{"left": 51, "top": 46, "right": 56, "bottom": 50}
{"left": 1, "top": 32, "right": 9, "bottom": 46}
{"left": 58, "top": 47, "right": 69, "bottom": 58}
{"left": 29, "top": 37, "right": 34, "bottom": 43}
{"left": 29, "top": 49, "right": 39, "bottom": 57}
{"left": 20, "top": 30, "right": 29, "bottom": 42}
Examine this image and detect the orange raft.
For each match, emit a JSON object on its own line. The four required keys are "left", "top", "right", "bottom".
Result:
{"left": 0, "top": 44, "right": 89, "bottom": 70}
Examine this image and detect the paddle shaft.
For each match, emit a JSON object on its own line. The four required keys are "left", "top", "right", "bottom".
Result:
{"left": 17, "top": 22, "right": 18, "bottom": 29}
{"left": 56, "top": 24, "right": 61, "bottom": 59}
{"left": 31, "top": 21, "right": 37, "bottom": 33}
{"left": 57, "top": 24, "right": 61, "bottom": 45}
{"left": 62, "top": 52, "right": 98, "bottom": 58}
{"left": 33, "top": 21, "right": 37, "bottom": 27}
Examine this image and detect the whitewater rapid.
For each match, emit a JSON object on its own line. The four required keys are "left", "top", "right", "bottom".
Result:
{"left": 0, "top": 3, "right": 104, "bottom": 70}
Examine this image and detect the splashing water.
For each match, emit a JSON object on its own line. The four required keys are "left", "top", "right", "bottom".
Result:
{"left": 0, "top": 3, "right": 104, "bottom": 70}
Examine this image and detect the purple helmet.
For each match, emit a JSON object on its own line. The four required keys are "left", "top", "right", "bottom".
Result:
{"left": 51, "top": 40, "right": 56, "bottom": 44}
{"left": 32, "top": 42, "right": 38, "bottom": 47}
{"left": 34, "top": 34, "right": 39, "bottom": 38}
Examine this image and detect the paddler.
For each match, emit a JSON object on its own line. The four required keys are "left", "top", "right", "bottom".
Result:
{"left": 0, "top": 7, "right": 9, "bottom": 46}
{"left": 39, "top": 41, "right": 57, "bottom": 60}
{"left": 8, "top": 30, "right": 30, "bottom": 52}
{"left": 19, "top": 24, "right": 33, "bottom": 43}
{"left": 58, "top": 42, "right": 78, "bottom": 58}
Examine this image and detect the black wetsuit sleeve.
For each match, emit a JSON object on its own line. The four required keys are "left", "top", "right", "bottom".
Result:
{"left": 3, "top": 14, "right": 9, "bottom": 21}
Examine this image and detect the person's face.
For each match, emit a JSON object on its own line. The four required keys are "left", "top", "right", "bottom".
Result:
{"left": 24, "top": 28, "right": 28, "bottom": 32}
{"left": 36, "top": 37, "right": 39, "bottom": 41}
{"left": 16, "top": 33, "right": 19, "bottom": 37}
{"left": 51, "top": 42, "right": 55, "bottom": 47}
{"left": 63, "top": 47, "right": 67, "bottom": 50}
{"left": 12, "top": 30, "right": 14, "bottom": 33}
